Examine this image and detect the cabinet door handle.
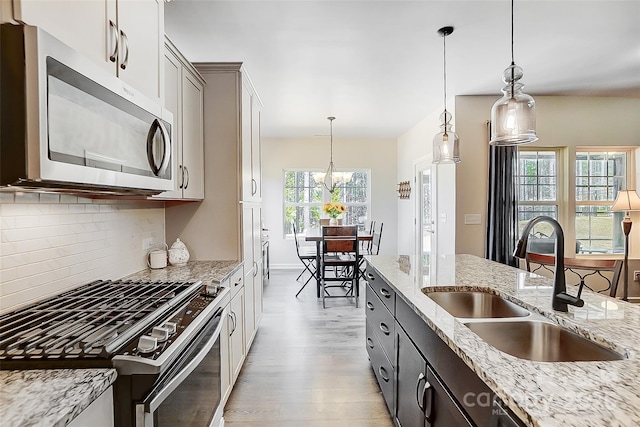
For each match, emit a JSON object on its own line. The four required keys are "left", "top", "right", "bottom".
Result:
{"left": 228, "top": 312, "right": 236, "bottom": 335}
{"left": 253, "top": 261, "right": 258, "bottom": 277}
{"left": 184, "top": 166, "right": 190, "bottom": 189}
{"left": 119, "top": 29, "right": 129, "bottom": 70}
{"left": 366, "top": 337, "right": 374, "bottom": 349}
{"left": 424, "top": 381, "right": 434, "bottom": 423}
{"left": 380, "top": 288, "right": 391, "bottom": 298}
{"left": 178, "top": 165, "right": 184, "bottom": 189}
{"left": 251, "top": 178, "right": 257, "bottom": 196}
{"left": 366, "top": 272, "right": 375, "bottom": 281}
{"left": 108, "top": 20, "right": 118, "bottom": 63}
{"left": 366, "top": 301, "right": 375, "bottom": 311}
{"left": 416, "top": 372, "right": 426, "bottom": 411}
{"left": 379, "top": 322, "right": 390, "bottom": 335}
{"left": 378, "top": 366, "right": 389, "bottom": 382}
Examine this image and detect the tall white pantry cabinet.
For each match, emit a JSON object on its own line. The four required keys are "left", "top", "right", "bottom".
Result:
{"left": 165, "top": 61, "right": 264, "bottom": 359}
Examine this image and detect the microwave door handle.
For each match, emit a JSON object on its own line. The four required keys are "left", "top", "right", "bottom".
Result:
{"left": 142, "top": 309, "right": 225, "bottom": 415}
{"left": 146, "top": 119, "right": 171, "bottom": 176}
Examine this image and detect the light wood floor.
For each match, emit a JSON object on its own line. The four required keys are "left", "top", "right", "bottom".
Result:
{"left": 224, "top": 269, "right": 394, "bottom": 426}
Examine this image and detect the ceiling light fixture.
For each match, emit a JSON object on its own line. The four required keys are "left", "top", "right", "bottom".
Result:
{"left": 314, "top": 116, "right": 352, "bottom": 193}
{"left": 433, "top": 26, "right": 460, "bottom": 164}
{"left": 489, "top": 0, "right": 538, "bottom": 146}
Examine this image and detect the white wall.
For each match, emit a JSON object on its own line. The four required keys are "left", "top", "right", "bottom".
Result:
{"left": 262, "top": 137, "right": 398, "bottom": 269}
{"left": 0, "top": 193, "right": 165, "bottom": 313}
{"left": 396, "top": 106, "right": 458, "bottom": 257}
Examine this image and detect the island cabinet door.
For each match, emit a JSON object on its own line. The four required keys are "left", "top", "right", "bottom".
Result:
{"left": 396, "top": 326, "right": 473, "bottom": 427}
{"left": 396, "top": 325, "right": 428, "bottom": 427}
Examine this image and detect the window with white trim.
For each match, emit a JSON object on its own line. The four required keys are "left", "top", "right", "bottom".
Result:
{"left": 575, "top": 150, "right": 627, "bottom": 254}
{"left": 516, "top": 150, "right": 559, "bottom": 252}
{"left": 283, "top": 170, "right": 370, "bottom": 236}
{"left": 515, "top": 147, "right": 635, "bottom": 256}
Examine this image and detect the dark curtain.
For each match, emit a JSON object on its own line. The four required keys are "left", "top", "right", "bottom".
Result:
{"left": 485, "top": 132, "right": 518, "bottom": 267}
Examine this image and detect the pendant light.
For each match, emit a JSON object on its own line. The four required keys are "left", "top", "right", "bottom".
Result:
{"left": 490, "top": 0, "right": 538, "bottom": 145}
{"left": 313, "top": 117, "right": 353, "bottom": 193}
{"left": 433, "top": 26, "right": 460, "bottom": 164}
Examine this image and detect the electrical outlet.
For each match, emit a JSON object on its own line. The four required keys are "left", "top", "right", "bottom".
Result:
{"left": 634, "top": 271, "right": 640, "bottom": 282}
{"left": 143, "top": 238, "right": 155, "bottom": 250}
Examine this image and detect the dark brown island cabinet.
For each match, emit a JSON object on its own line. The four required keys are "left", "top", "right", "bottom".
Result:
{"left": 365, "top": 264, "right": 526, "bottom": 427}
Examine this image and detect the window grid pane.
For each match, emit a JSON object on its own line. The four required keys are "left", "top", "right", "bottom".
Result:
{"left": 284, "top": 170, "right": 370, "bottom": 235}
{"left": 575, "top": 151, "right": 627, "bottom": 254}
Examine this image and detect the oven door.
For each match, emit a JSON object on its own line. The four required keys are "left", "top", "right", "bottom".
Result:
{"left": 136, "top": 306, "right": 226, "bottom": 427}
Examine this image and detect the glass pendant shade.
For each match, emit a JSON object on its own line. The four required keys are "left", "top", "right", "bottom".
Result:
{"left": 433, "top": 110, "right": 460, "bottom": 164}
{"left": 490, "top": 64, "right": 538, "bottom": 145}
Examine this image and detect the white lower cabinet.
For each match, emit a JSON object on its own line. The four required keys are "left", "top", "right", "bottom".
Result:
{"left": 68, "top": 386, "right": 114, "bottom": 427}
{"left": 228, "top": 285, "right": 245, "bottom": 384}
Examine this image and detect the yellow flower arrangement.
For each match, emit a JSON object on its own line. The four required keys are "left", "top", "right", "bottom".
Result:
{"left": 322, "top": 202, "right": 346, "bottom": 219}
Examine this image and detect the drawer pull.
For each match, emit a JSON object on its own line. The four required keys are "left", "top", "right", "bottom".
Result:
{"left": 367, "top": 337, "right": 375, "bottom": 349}
{"left": 416, "top": 372, "right": 426, "bottom": 411}
{"left": 380, "top": 288, "right": 391, "bottom": 298}
{"left": 378, "top": 366, "right": 390, "bottom": 382}
{"left": 366, "top": 302, "right": 375, "bottom": 311}
{"left": 379, "top": 322, "right": 390, "bottom": 335}
{"left": 366, "top": 273, "right": 375, "bottom": 281}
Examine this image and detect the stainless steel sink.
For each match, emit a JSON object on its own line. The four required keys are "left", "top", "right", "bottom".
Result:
{"left": 465, "top": 320, "right": 624, "bottom": 362}
{"left": 423, "top": 291, "right": 530, "bottom": 318}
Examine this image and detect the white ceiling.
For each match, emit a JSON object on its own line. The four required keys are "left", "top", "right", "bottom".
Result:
{"left": 165, "top": 1, "right": 640, "bottom": 139}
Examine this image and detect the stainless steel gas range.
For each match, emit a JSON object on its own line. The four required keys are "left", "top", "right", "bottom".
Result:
{"left": 0, "top": 278, "right": 229, "bottom": 427}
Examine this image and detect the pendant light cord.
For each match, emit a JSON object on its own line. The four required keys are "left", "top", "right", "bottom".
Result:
{"left": 510, "top": 0, "right": 516, "bottom": 98}
{"left": 443, "top": 31, "right": 448, "bottom": 113}
{"left": 511, "top": 0, "right": 515, "bottom": 65}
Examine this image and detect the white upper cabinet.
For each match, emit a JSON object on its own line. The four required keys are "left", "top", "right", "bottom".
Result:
{"left": 241, "top": 76, "right": 263, "bottom": 202}
{"left": 155, "top": 38, "right": 205, "bottom": 200}
{"left": 11, "top": 0, "right": 163, "bottom": 101}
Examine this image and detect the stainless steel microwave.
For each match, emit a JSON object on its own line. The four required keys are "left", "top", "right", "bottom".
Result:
{"left": 0, "top": 24, "right": 174, "bottom": 195}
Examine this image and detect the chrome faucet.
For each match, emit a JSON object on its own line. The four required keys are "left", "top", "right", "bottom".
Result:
{"left": 514, "top": 216, "right": 584, "bottom": 312}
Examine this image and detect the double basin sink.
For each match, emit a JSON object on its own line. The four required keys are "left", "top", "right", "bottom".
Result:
{"left": 423, "top": 290, "right": 623, "bottom": 362}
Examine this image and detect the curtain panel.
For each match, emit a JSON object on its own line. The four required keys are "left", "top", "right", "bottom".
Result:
{"left": 485, "top": 123, "right": 518, "bottom": 267}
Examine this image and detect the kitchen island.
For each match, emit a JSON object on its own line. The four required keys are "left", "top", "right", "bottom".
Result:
{"left": 365, "top": 254, "right": 640, "bottom": 427}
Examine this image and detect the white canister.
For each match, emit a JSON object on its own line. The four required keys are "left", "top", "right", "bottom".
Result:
{"left": 147, "top": 243, "right": 168, "bottom": 269}
{"left": 168, "top": 238, "right": 190, "bottom": 267}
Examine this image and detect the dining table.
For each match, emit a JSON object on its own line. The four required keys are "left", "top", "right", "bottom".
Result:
{"left": 304, "top": 226, "right": 373, "bottom": 297}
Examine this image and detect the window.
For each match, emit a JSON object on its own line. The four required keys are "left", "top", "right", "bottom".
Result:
{"left": 283, "top": 170, "right": 370, "bottom": 236}
{"left": 575, "top": 151, "right": 627, "bottom": 254}
{"left": 515, "top": 147, "right": 634, "bottom": 256}
{"left": 516, "top": 150, "right": 559, "bottom": 250}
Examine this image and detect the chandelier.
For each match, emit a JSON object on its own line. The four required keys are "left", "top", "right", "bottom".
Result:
{"left": 314, "top": 116, "right": 353, "bottom": 192}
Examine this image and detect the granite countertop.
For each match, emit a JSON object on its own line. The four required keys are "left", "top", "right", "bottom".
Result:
{"left": 124, "top": 260, "right": 243, "bottom": 284}
{"left": 0, "top": 369, "right": 116, "bottom": 427}
{"left": 366, "top": 254, "right": 640, "bottom": 427}
{"left": 0, "top": 261, "right": 242, "bottom": 427}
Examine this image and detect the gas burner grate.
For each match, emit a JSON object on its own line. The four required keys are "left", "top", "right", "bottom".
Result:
{"left": 0, "top": 279, "right": 201, "bottom": 365}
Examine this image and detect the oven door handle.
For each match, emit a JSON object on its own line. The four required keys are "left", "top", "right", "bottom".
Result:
{"left": 138, "top": 307, "right": 225, "bottom": 418}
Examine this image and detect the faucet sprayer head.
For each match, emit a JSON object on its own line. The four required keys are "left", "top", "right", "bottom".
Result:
{"left": 513, "top": 238, "right": 528, "bottom": 258}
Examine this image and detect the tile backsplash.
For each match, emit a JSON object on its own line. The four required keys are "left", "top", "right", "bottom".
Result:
{"left": 0, "top": 192, "right": 165, "bottom": 313}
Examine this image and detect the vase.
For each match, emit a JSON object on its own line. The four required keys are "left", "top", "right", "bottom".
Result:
{"left": 329, "top": 218, "right": 338, "bottom": 226}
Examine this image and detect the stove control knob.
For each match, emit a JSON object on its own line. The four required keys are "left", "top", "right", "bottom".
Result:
{"left": 137, "top": 335, "right": 158, "bottom": 354}
{"left": 163, "top": 322, "right": 177, "bottom": 335}
{"left": 205, "top": 284, "right": 220, "bottom": 296}
{"left": 151, "top": 326, "right": 170, "bottom": 342}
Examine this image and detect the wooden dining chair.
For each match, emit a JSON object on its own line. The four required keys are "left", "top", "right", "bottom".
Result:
{"left": 320, "top": 225, "right": 359, "bottom": 308}
{"left": 292, "top": 222, "right": 318, "bottom": 297}
{"left": 525, "top": 252, "right": 623, "bottom": 297}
